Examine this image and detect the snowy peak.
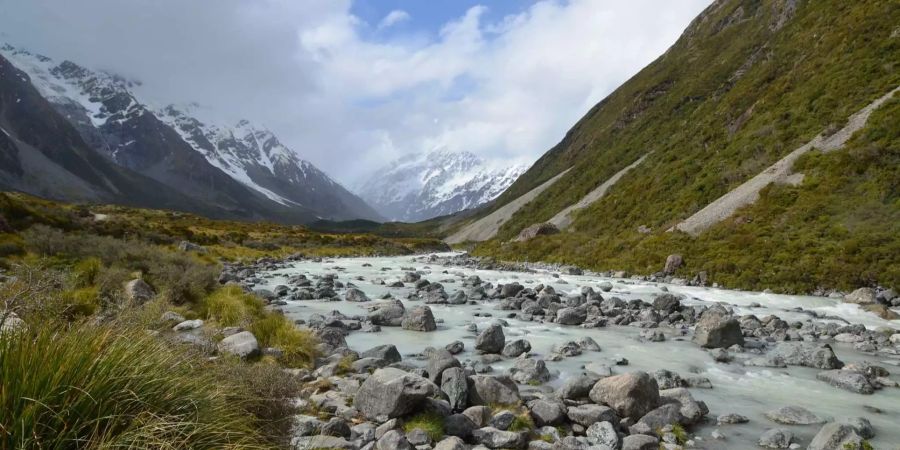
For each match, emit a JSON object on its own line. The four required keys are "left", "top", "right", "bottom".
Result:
{"left": 0, "top": 44, "right": 380, "bottom": 222}
{"left": 358, "top": 149, "right": 527, "bottom": 222}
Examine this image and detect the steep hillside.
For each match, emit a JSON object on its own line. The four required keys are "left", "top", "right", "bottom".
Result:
{"left": 466, "top": 0, "right": 900, "bottom": 293}
{"left": 358, "top": 149, "right": 526, "bottom": 222}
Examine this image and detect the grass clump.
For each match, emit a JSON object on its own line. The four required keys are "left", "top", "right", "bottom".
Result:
{"left": 403, "top": 411, "right": 445, "bottom": 442}
{"left": 0, "top": 325, "right": 263, "bottom": 449}
{"left": 200, "top": 285, "right": 265, "bottom": 326}
{"left": 508, "top": 412, "right": 535, "bottom": 432}
{"left": 249, "top": 313, "right": 319, "bottom": 368}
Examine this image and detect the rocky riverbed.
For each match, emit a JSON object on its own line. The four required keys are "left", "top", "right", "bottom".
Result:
{"left": 228, "top": 252, "right": 900, "bottom": 449}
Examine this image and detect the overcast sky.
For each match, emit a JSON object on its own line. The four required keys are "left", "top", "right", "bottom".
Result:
{"left": 0, "top": 0, "right": 711, "bottom": 185}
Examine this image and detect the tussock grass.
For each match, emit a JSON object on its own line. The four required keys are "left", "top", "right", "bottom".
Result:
{"left": 0, "top": 325, "right": 264, "bottom": 449}
{"left": 250, "top": 313, "right": 319, "bottom": 368}
{"left": 200, "top": 285, "right": 265, "bottom": 326}
{"left": 403, "top": 411, "right": 445, "bottom": 442}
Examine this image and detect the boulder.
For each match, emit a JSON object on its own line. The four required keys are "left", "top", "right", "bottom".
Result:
{"left": 515, "top": 223, "right": 560, "bottom": 242}
{"left": 217, "top": 331, "right": 259, "bottom": 358}
{"left": 291, "top": 435, "right": 354, "bottom": 450}
{"left": 567, "top": 404, "right": 617, "bottom": 427}
{"left": 345, "top": 288, "right": 370, "bottom": 302}
{"left": 764, "top": 405, "right": 827, "bottom": 425}
{"left": 376, "top": 429, "right": 414, "bottom": 450}
{"left": 368, "top": 299, "right": 406, "bottom": 326}
{"left": 467, "top": 375, "right": 521, "bottom": 406}
{"left": 808, "top": 423, "right": 865, "bottom": 450}
{"left": 178, "top": 241, "right": 206, "bottom": 253}
{"left": 528, "top": 399, "right": 566, "bottom": 426}
{"left": 659, "top": 387, "right": 708, "bottom": 424}
{"left": 354, "top": 368, "right": 440, "bottom": 421}
{"left": 558, "top": 373, "right": 602, "bottom": 400}
{"left": 758, "top": 428, "right": 793, "bottom": 449}
{"left": 434, "top": 436, "right": 467, "bottom": 450}
{"left": 621, "top": 434, "right": 659, "bottom": 450}
{"left": 769, "top": 342, "right": 843, "bottom": 369}
{"left": 401, "top": 305, "right": 437, "bottom": 332}
{"left": 444, "top": 414, "right": 476, "bottom": 439}
{"left": 441, "top": 367, "right": 469, "bottom": 411}
{"left": 663, "top": 254, "right": 683, "bottom": 274}
{"left": 471, "top": 427, "right": 526, "bottom": 449}
{"left": 475, "top": 324, "right": 505, "bottom": 354}
{"left": 502, "top": 339, "right": 532, "bottom": 357}
{"left": 589, "top": 371, "right": 660, "bottom": 419}
{"left": 652, "top": 293, "right": 681, "bottom": 313}
{"left": 843, "top": 287, "right": 877, "bottom": 305}
{"left": 629, "top": 403, "right": 683, "bottom": 435}
{"left": 555, "top": 306, "right": 587, "bottom": 325}
{"left": 124, "top": 279, "right": 155, "bottom": 304}
{"left": 586, "top": 421, "right": 619, "bottom": 448}
{"left": 0, "top": 312, "right": 25, "bottom": 335}
{"left": 510, "top": 357, "right": 551, "bottom": 384}
{"left": 693, "top": 309, "right": 743, "bottom": 348}
{"left": 426, "top": 350, "right": 461, "bottom": 383}
{"left": 360, "top": 344, "right": 402, "bottom": 364}
{"left": 446, "top": 340, "right": 465, "bottom": 354}
{"left": 816, "top": 370, "right": 875, "bottom": 394}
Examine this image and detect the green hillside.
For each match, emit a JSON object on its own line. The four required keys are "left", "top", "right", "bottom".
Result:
{"left": 468, "top": 0, "right": 900, "bottom": 293}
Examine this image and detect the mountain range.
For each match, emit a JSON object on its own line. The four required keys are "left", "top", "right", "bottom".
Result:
{"left": 356, "top": 149, "right": 526, "bottom": 222}
{"left": 0, "top": 45, "right": 380, "bottom": 223}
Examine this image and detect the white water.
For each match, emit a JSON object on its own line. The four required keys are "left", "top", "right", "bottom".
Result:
{"left": 256, "top": 253, "right": 900, "bottom": 448}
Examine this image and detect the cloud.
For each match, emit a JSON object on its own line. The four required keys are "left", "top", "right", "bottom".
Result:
{"left": 0, "top": 0, "right": 711, "bottom": 184}
{"left": 377, "top": 10, "right": 410, "bottom": 30}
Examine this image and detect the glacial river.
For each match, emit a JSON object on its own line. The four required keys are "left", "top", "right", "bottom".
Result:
{"left": 256, "top": 253, "right": 900, "bottom": 449}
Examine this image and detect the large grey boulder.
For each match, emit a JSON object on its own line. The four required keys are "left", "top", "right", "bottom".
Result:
{"left": 345, "top": 288, "right": 370, "bottom": 302}
{"left": 441, "top": 367, "right": 469, "bottom": 411}
{"left": 816, "top": 370, "right": 875, "bottom": 394}
{"left": 652, "top": 293, "right": 681, "bottom": 313}
{"left": 444, "top": 414, "right": 476, "bottom": 439}
{"left": 628, "top": 403, "right": 684, "bottom": 435}
{"left": 589, "top": 371, "right": 660, "bottom": 419}
{"left": 401, "top": 305, "right": 437, "bottom": 331}
{"left": 566, "top": 404, "right": 617, "bottom": 427}
{"left": 173, "top": 319, "right": 203, "bottom": 331}
{"left": 426, "top": 350, "right": 461, "bottom": 383}
{"left": 758, "top": 428, "right": 793, "bottom": 449}
{"left": 368, "top": 299, "right": 406, "bottom": 326}
{"left": 360, "top": 344, "right": 402, "bottom": 364}
{"left": 434, "top": 436, "right": 467, "bottom": 450}
{"left": 471, "top": 427, "right": 526, "bottom": 449}
{"left": 843, "top": 287, "right": 877, "bottom": 305}
{"left": 291, "top": 435, "right": 354, "bottom": 450}
{"left": 556, "top": 306, "right": 587, "bottom": 325}
{"left": 769, "top": 342, "right": 843, "bottom": 369}
{"left": 475, "top": 324, "right": 505, "bottom": 354}
{"left": 808, "top": 422, "right": 865, "bottom": 450}
{"left": 558, "top": 373, "right": 602, "bottom": 400}
{"left": 376, "top": 429, "right": 414, "bottom": 450}
{"left": 354, "top": 368, "right": 440, "bottom": 421}
{"left": 692, "top": 309, "right": 743, "bottom": 348}
{"left": 502, "top": 339, "right": 531, "bottom": 357}
{"left": 621, "top": 434, "right": 659, "bottom": 450}
{"left": 528, "top": 399, "right": 566, "bottom": 426}
{"left": 764, "top": 405, "right": 827, "bottom": 425}
{"left": 663, "top": 254, "right": 683, "bottom": 274}
{"left": 217, "top": 331, "right": 260, "bottom": 358}
{"left": 0, "top": 312, "right": 25, "bottom": 335}
{"left": 467, "top": 375, "right": 521, "bottom": 406}
{"left": 124, "top": 279, "right": 155, "bottom": 304}
{"left": 659, "top": 387, "right": 708, "bottom": 425}
{"left": 510, "top": 357, "right": 551, "bottom": 384}
{"left": 586, "top": 421, "right": 619, "bottom": 448}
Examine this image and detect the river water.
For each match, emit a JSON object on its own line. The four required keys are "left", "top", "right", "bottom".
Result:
{"left": 256, "top": 253, "right": 900, "bottom": 449}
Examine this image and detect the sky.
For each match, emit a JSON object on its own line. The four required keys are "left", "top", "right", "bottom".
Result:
{"left": 0, "top": 0, "right": 711, "bottom": 186}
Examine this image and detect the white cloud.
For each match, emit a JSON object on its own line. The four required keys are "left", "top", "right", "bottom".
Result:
{"left": 377, "top": 10, "right": 410, "bottom": 30}
{"left": 0, "top": 0, "right": 712, "bottom": 184}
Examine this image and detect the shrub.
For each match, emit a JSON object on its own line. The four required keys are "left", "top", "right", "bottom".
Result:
{"left": 249, "top": 313, "right": 319, "bottom": 368}
{"left": 61, "top": 286, "right": 101, "bottom": 318}
{"left": 72, "top": 257, "right": 102, "bottom": 288}
{"left": 0, "top": 325, "right": 263, "bottom": 448}
{"left": 200, "top": 285, "right": 265, "bottom": 326}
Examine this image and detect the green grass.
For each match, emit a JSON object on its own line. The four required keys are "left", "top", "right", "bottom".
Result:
{"left": 200, "top": 285, "right": 265, "bottom": 326}
{"left": 249, "top": 313, "right": 319, "bottom": 368}
{"left": 0, "top": 325, "right": 264, "bottom": 449}
{"left": 402, "top": 411, "right": 445, "bottom": 442}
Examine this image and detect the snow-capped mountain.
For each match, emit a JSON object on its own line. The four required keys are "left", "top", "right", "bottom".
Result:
{"left": 0, "top": 45, "right": 380, "bottom": 222}
{"left": 357, "top": 149, "right": 527, "bottom": 222}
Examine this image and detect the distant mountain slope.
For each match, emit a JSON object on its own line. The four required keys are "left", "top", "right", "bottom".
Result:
{"left": 464, "top": 0, "right": 900, "bottom": 293}
{"left": 0, "top": 54, "right": 222, "bottom": 216}
{"left": 0, "top": 45, "right": 379, "bottom": 222}
{"left": 357, "top": 149, "right": 526, "bottom": 222}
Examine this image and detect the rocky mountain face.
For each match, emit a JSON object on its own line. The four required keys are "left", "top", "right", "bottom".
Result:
{"left": 0, "top": 45, "right": 380, "bottom": 223}
{"left": 357, "top": 149, "right": 526, "bottom": 222}
{"left": 455, "top": 0, "right": 900, "bottom": 293}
